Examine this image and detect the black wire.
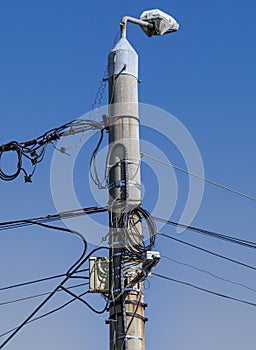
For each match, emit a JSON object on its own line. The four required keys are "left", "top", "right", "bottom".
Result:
{"left": 89, "top": 128, "right": 106, "bottom": 189}
{"left": 0, "top": 206, "right": 107, "bottom": 232}
{"left": 162, "top": 255, "right": 256, "bottom": 293}
{"left": 22, "top": 221, "right": 88, "bottom": 275}
{"left": 118, "top": 207, "right": 156, "bottom": 256}
{"left": 0, "top": 142, "right": 23, "bottom": 181}
{"left": 120, "top": 294, "right": 142, "bottom": 349}
{"left": 0, "top": 246, "right": 109, "bottom": 348}
{"left": 60, "top": 286, "right": 108, "bottom": 314}
{"left": 0, "top": 248, "right": 110, "bottom": 348}
{"left": 152, "top": 272, "right": 256, "bottom": 308}
{"left": 0, "top": 290, "right": 89, "bottom": 339}
{"left": 159, "top": 232, "right": 256, "bottom": 272}
{"left": 0, "top": 268, "right": 89, "bottom": 292}
{"left": 0, "top": 223, "right": 88, "bottom": 349}
{"left": 0, "top": 282, "right": 89, "bottom": 306}
{"left": 0, "top": 119, "right": 102, "bottom": 182}
{"left": 153, "top": 216, "right": 256, "bottom": 249}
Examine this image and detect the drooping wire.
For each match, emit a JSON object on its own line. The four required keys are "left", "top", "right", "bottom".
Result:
{"left": 152, "top": 272, "right": 256, "bottom": 308}
{"left": 159, "top": 232, "right": 256, "bottom": 272}
{"left": 0, "top": 246, "right": 109, "bottom": 349}
{"left": 117, "top": 207, "right": 156, "bottom": 257}
{"left": 0, "top": 206, "right": 107, "bottom": 232}
{"left": 162, "top": 256, "right": 256, "bottom": 293}
{"left": 153, "top": 216, "right": 256, "bottom": 250}
{"left": 0, "top": 282, "right": 89, "bottom": 306}
{"left": 89, "top": 128, "right": 107, "bottom": 189}
{"left": 0, "top": 221, "right": 88, "bottom": 349}
{"left": 0, "top": 119, "right": 103, "bottom": 183}
{"left": 141, "top": 152, "right": 256, "bottom": 202}
{"left": 60, "top": 286, "right": 108, "bottom": 314}
{"left": 0, "top": 290, "right": 93, "bottom": 340}
{"left": 0, "top": 268, "right": 89, "bottom": 292}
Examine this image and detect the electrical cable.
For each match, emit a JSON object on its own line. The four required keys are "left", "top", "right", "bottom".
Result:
{"left": 159, "top": 232, "right": 256, "bottom": 272}
{"left": 89, "top": 128, "right": 107, "bottom": 189}
{"left": 141, "top": 152, "right": 256, "bottom": 202}
{"left": 162, "top": 256, "right": 256, "bottom": 293}
{"left": 19, "top": 221, "right": 88, "bottom": 279}
{"left": 0, "top": 119, "right": 103, "bottom": 183}
{"left": 0, "top": 290, "right": 89, "bottom": 340}
{"left": 0, "top": 282, "right": 89, "bottom": 306}
{"left": 0, "top": 222, "right": 89, "bottom": 349}
{"left": 60, "top": 286, "right": 108, "bottom": 314}
{"left": 152, "top": 272, "right": 256, "bottom": 308}
{"left": 118, "top": 207, "right": 156, "bottom": 255}
{"left": 153, "top": 216, "right": 256, "bottom": 250}
{"left": 0, "top": 268, "right": 89, "bottom": 292}
{"left": 0, "top": 206, "right": 107, "bottom": 232}
{"left": 120, "top": 294, "right": 142, "bottom": 350}
{"left": 0, "top": 246, "right": 109, "bottom": 349}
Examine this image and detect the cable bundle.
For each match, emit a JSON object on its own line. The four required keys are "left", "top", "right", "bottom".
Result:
{"left": 0, "top": 119, "right": 102, "bottom": 183}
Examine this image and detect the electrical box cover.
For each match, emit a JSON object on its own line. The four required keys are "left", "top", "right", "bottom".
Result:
{"left": 89, "top": 257, "right": 110, "bottom": 293}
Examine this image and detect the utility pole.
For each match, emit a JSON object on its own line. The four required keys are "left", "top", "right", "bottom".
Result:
{"left": 106, "top": 10, "right": 179, "bottom": 350}
{"left": 107, "top": 24, "right": 144, "bottom": 350}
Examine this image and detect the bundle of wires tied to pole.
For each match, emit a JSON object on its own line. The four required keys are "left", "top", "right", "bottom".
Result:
{"left": 107, "top": 206, "right": 157, "bottom": 350}
{"left": 114, "top": 207, "right": 157, "bottom": 291}
{"left": 118, "top": 207, "right": 156, "bottom": 258}
{"left": 0, "top": 119, "right": 103, "bottom": 183}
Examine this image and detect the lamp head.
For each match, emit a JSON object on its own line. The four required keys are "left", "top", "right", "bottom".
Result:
{"left": 140, "top": 9, "right": 179, "bottom": 37}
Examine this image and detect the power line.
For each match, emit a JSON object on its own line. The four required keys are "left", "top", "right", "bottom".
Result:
{"left": 153, "top": 216, "right": 256, "bottom": 249}
{"left": 0, "top": 206, "right": 107, "bottom": 232}
{"left": 0, "top": 290, "right": 89, "bottom": 340}
{"left": 0, "top": 282, "right": 89, "bottom": 306}
{"left": 0, "top": 287, "right": 108, "bottom": 341}
{"left": 162, "top": 256, "right": 256, "bottom": 293}
{"left": 159, "top": 232, "right": 256, "bottom": 272}
{"left": 153, "top": 272, "right": 256, "bottom": 308}
{"left": 0, "top": 225, "right": 88, "bottom": 349}
{"left": 0, "top": 246, "right": 108, "bottom": 349}
{"left": 141, "top": 152, "right": 256, "bottom": 202}
{"left": 0, "top": 119, "right": 103, "bottom": 183}
{"left": 0, "top": 268, "right": 89, "bottom": 292}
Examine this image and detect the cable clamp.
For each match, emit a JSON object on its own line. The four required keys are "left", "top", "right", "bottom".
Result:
{"left": 117, "top": 335, "right": 144, "bottom": 341}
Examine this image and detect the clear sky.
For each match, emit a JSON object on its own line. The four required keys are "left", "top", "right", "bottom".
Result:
{"left": 0, "top": 0, "right": 256, "bottom": 349}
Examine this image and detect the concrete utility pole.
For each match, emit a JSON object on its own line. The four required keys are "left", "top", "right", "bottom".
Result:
{"left": 106, "top": 10, "right": 179, "bottom": 350}
{"left": 107, "top": 30, "right": 144, "bottom": 350}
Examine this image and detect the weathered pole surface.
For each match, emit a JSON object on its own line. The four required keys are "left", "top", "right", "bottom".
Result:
{"left": 107, "top": 35, "right": 146, "bottom": 350}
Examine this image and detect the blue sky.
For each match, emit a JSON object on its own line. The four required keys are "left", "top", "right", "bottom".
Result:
{"left": 0, "top": 0, "right": 256, "bottom": 349}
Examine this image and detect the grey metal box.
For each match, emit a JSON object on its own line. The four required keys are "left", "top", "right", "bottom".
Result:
{"left": 89, "top": 257, "right": 110, "bottom": 293}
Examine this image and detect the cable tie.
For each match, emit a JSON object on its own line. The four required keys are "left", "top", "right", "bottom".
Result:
{"left": 24, "top": 175, "right": 32, "bottom": 183}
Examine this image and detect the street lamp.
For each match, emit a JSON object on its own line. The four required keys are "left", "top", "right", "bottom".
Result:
{"left": 107, "top": 9, "right": 179, "bottom": 350}
{"left": 120, "top": 8, "right": 179, "bottom": 38}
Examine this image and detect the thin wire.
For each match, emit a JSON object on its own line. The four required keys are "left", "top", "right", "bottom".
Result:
{"left": 90, "top": 128, "right": 107, "bottom": 189}
{"left": 0, "top": 268, "right": 89, "bottom": 292}
{"left": 152, "top": 272, "right": 256, "bottom": 308}
{"left": 0, "top": 282, "right": 89, "bottom": 306}
{"left": 0, "top": 120, "right": 102, "bottom": 183}
{"left": 162, "top": 256, "right": 256, "bottom": 293}
{"left": 159, "top": 232, "right": 256, "bottom": 272}
{"left": 141, "top": 152, "right": 256, "bottom": 202}
{"left": 0, "top": 224, "right": 89, "bottom": 349}
{"left": 0, "top": 290, "right": 89, "bottom": 339}
{"left": 0, "top": 206, "right": 107, "bottom": 232}
{"left": 153, "top": 216, "right": 256, "bottom": 250}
